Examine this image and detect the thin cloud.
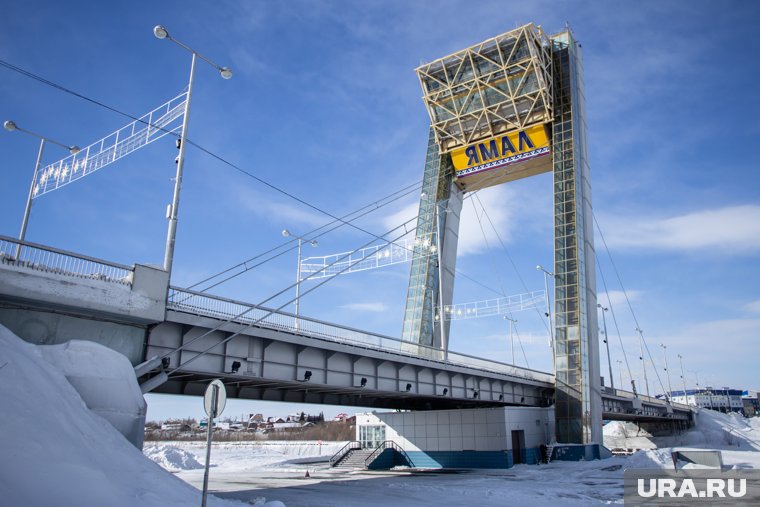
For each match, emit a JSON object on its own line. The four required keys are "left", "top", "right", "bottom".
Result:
{"left": 340, "top": 302, "right": 389, "bottom": 313}
{"left": 744, "top": 300, "right": 760, "bottom": 314}
{"left": 598, "top": 205, "right": 760, "bottom": 254}
{"left": 598, "top": 290, "right": 642, "bottom": 309}
{"left": 236, "top": 187, "right": 327, "bottom": 230}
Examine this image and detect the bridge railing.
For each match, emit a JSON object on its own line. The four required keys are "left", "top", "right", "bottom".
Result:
{"left": 167, "top": 287, "right": 554, "bottom": 383}
{"left": 0, "top": 235, "right": 132, "bottom": 286}
{"left": 609, "top": 387, "right": 692, "bottom": 411}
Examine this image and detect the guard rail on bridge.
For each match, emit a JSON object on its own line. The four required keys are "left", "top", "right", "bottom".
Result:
{"left": 606, "top": 386, "right": 691, "bottom": 411}
{"left": 0, "top": 235, "right": 132, "bottom": 286}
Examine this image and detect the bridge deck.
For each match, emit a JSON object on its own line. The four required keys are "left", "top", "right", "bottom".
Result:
{"left": 0, "top": 235, "right": 693, "bottom": 422}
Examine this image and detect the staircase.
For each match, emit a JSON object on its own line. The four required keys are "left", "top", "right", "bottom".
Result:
{"left": 543, "top": 444, "right": 554, "bottom": 464}
{"left": 332, "top": 449, "right": 376, "bottom": 469}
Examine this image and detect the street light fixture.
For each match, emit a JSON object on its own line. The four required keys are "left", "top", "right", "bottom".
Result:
{"left": 282, "top": 229, "right": 317, "bottom": 329}
{"left": 536, "top": 265, "right": 555, "bottom": 362}
{"left": 635, "top": 327, "right": 651, "bottom": 397}
{"left": 598, "top": 304, "right": 614, "bottom": 390}
{"left": 4, "top": 120, "right": 80, "bottom": 258}
{"left": 660, "top": 343, "right": 673, "bottom": 403}
{"left": 503, "top": 315, "right": 517, "bottom": 365}
{"left": 615, "top": 359, "right": 623, "bottom": 391}
{"left": 677, "top": 354, "right": 688, "bottom": 402}
{"left": 154, "top": 24, "right": 232, "bottom": 279}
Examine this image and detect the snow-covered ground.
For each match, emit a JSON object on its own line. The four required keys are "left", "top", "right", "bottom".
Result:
{"left": 150, "top": 411, "right": 760, "bottom": 507}
{"left": 3, "top": 322, "right": 760, "bottom": 507}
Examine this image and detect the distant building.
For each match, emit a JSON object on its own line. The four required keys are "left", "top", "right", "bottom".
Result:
{"left": 664, "top": 388, "right": 744, "bottom": 413}
{"left": 272, "top": 422, "right": 301, "bottom": 431}
{"left": 742, "top": 391, "right": 759, "bottom": 417}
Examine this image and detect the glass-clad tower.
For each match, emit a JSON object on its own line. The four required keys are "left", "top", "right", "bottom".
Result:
{"left": 400, "top": 128, "right": 458, "bottom": 353}
{"left": 404, "top": 24, "right": 601, "bottom": 444}
{"left": 550, "top": 30, "right": 601, "bottom": 444}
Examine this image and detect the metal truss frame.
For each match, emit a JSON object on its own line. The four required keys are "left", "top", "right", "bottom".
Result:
{"left": 300, "top": 236, "right": 433, "bottom": 279}
{"left": 443, "top": 290, "right": 545, "bottom": 321}
{"left": 415, "top": 23, "right": 553, "bottom": 153}
{"left": 31, "top": 92, "right": 187, "bottom": 198}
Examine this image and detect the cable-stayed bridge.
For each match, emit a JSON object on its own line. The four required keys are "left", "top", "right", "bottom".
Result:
{"left": 0, "top": 235, "right": 691, "bottom": 423}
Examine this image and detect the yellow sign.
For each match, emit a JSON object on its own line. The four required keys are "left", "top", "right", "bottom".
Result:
{"left": 451, "top": 123, "right": 550, "bottom": 178}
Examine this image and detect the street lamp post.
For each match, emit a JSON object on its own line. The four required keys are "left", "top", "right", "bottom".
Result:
{"left": 4, "top": 120, "right": 80, "bottom": 259}
{"left": 691, "top": 370, "right": 703, "bottom": 407}
{"left": 635, "top": 327, "right": 651, "bottom": 397}
{"left": 598, "top": 304, "right": 613, "bottom": 390}
{"left": 504, "top": 315, "right": 517, "bottom": 365}
{"left": 660, "top": 343, "right": 673, "bottom": 403}
{"left": 677, "top": 354, "right": 688, "bottom": 402}
{"left": 282, "top": 229, "right": 317, "bottom": 329}
{"left": 536, "top": 265, "right": 555, "bottom": 363}
{"left": 153, "top": 25, "right": 232, "bottom": 279}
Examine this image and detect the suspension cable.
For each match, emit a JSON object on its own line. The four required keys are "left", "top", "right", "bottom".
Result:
{"left": 468, "top": 197, "right": 531, "bottom": 368}
{"left": 474, "top": 193, "right": 552, "bottom": 335}
{"left": 189, "top": 181, "right": 423, "bottom": 293}
{"left": 593, "top": 212, "right": 668, "bottom": 397}
{"left": 164, "top": 215, "right": 420, "bottom": 374}
{"left": 594, "top": 251, "right": 635, "bottom": 391}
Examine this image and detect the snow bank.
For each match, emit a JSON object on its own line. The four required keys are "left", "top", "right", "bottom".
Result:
{"left": 144, "top": 445, "right": 205, "bottom": 471}
{"left": 621, "top": 409, "right": 760, "bottom": 471}
{"left": 38, "top": 339, "right": 147, "bottom": 448}
{"left": 0, "top": 324, "right": 259, "bottom": 507}
{"left": 606, "top": 408, "right": 760, "bottom": 453}
{"left": 603, "top": 420, "right": 657, "bottom": 450}
{"left": 681, "top": 410, "right": 760, "bottom": 450}
{"left": 625, "top": 448, "right": 674, "bottom": 469}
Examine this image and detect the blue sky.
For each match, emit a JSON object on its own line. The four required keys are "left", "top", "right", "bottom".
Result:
{"left": 1, "top": 1, "right": 758, "bottom": 421}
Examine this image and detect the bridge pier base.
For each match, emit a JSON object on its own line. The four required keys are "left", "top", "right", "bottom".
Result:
{"left": 0, "top": 306, "right": 147, "bottom": 365}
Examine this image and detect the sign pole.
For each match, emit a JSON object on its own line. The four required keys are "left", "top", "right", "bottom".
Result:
{"left": 200, "top": 379, "right": 226, "bottom": 507}
{"left": 201, "top": 384, "right": 217, "bottom": 507}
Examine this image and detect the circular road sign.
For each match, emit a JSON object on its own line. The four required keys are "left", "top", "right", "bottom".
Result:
{"left": 203, "top": 379, "right": 227, "bottom": 418}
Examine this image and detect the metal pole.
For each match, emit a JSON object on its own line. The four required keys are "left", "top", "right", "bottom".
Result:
{"left": 677, "top": 354, "right": 688, "bottom": 402}
{"left": 510, "top": 318, "right": 515, "bottom": 365}
{"left": 294, "top": 237, "right": 303, "bottom": 330}
{"left": 430, "top": 289, "right": 437, "bottom": 344}
{"left": 540, "top": 270, "right": 555, "bottom": 362}
{"left": 661, "top": 344, "right": 673, "bottom": 402}
{"left": 636, "top": 328, "right": 650, "bottom": 397}
{"left": 435, "top": 204, "right": 448, "bottom": 361}
{"left": 504, "top": 316, "right": 516, "bottom": 364}
{"left": 201, "top": 384, "right": 217, "bottom": 507}
{"left": 16, "top": 138, "right": 45, "bottom": 259}
{"left": 616, "top": 359, "right": 623, "bottom": 391}
{"left": 164, "top": 51, "right": 196, "bottom": 278}
{"left": 599, "top": 305, "right": 613, "bottom": 389}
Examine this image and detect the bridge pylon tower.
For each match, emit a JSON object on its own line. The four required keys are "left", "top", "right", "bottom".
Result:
{"left": 403, "top": 23, "right": 601, "bottom": 445}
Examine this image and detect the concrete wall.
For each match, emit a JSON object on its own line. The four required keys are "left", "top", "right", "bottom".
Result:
{"left": 357, "top": 406, "right": 555, "bottom": 468}
{"left": 0, "top": 262, "right": 168, "bottom": 324}
{"left": 0, "top": 307, "right": 146, "bottom": 365}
